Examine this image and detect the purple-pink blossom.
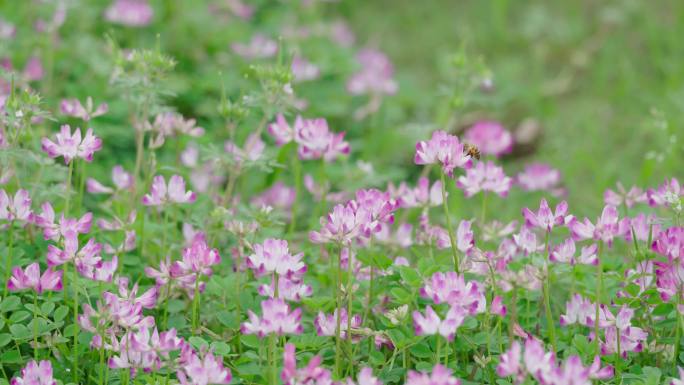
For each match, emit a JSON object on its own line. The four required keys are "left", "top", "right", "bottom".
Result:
{"left": 241, "top": 298, "right": 303, "bottom": 337}
{"left": 7, "top": 263, "right": 63, "bottom": 293}
{"left": 456, "top": 160, "right": 512, "bottom": 197}
{"left": 414, "top": 130, "right": 472, "bottom": 177}
{"left": 41, "top": 125, "right": 102, "bottom": 164}
{"left": 142, "top": 175, "right": 196, "bottom": 206}
{"left": 464, "top": 120, "right": 514, "bottom": 157}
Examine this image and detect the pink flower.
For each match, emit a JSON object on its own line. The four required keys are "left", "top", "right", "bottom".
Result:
{"left": 389, "top": 177, "right": 443, "bottom": 208}
{"left": 296, "top": 118, "right": 349, "bottom": 162}
{"left": 10, "top": 360, "right": 56, "bottom": 385}
{"left": 0, "top": 188, "right": 32, "bottom": 223}
{"left": 251, "top": 182, "right": 295, "bottom": 210}
{"left": 23, "top": 57, "right": 44, "bottom": 82}
{"left": 515, "top": 163, "right": 563, "bottom": 194}
{"left": 231, "top": 34, "right": 278, "bottom": 59}
{"left": 654, "top": 258, "right": 684, "bottom": 304}
{"left": 310, "top": 202, "right": 370, "bottom": 245}
{"left": 569, "top": 205, "right": 620, "bottom": 246}
{"left": 314, "top": 308, "right": 362, "bottom": 340}
{"left": 7, "top": 263, "right": 63, "bottom": 293}
{"left": 412, "top": 305, "right": 466, "bottom": 341}
{"left": 560, "top": 294, "right": 595, "bottom": 327}
{"left": 258, "top": 276, "right": 312, "bottom": 302}
{"left": 490, "top": 296, "right": 507, "bottom": 316}
{"left": 176, "top": 347, "right": 232, "bottom": 385}
{"left": 247, "top": 238, "right": 306, "bottom": 279}
{"left": 34, "top": 203, "right": 92, "bottom": 241}
{"left": 268, "top": 114, "right": 296, "bottom": 146}
{"left": 352, "top": 189, "right": 398, "bottom": 236}
{"left": 623, "top": 213, "right": 660, "bottom": 242}
{"left": 414, "top": 131, "right": 472, "bottom": 177}
{"left": 142, "top": 175, "right": 196, "bottom": 206}
{"left": 522, "top": 199, "right": 568, "bottom": 232}
{"left": 47, "top": 235, "right": 102, "bottom": 267}
{"left": 420, "top": 272, "right": 486, "bottom": 314}
{"left": 647, "top": 178, "right": 683, "bottom": 207}
{"left": 497, "top": 341, "right": 524, "bottom": 381}
{"left": 456, "top": 161, "right": 511, "bottom": 197}
{"left": 347, "top": 48, "right": 398, "bottom": 96}
{"left": 41, "top": 125, "right": 102, "bottom": 164}
{"left": 513, "top": 228, "right": 544, "bottom": 255}
{"left": 87, "top": 165, "right": 134, "bottom": 194}
{"left": 604, "top": 182, "right": 645, "bottom": 208}
{"left": 292, "top": 55, "right": 320, "bottom": 82}
{"left": 224, "top": 133, "right": 265, "bottom": 163}
{"left": 406, "top": 364, "right": 460, "bottom": 385}
{"left": 550, "top": 238, "right": 598, "bottom": 265}
{"left": 652, "top": 226, "right": 684, "bottom": 261}
{"left": 342, "top": 367, "right": 382, "bottom": 385}
{"left": 482, "top": 220, "right": 518, "bottom": 241}
{"left": 600, "top": 324, "right": 648, "bottom": 358}
{"left": 60, "top": 97, "right": 108, "bottom": 121}
{"left": 281, "top": 343, "right": 333, "bottom": 385}
{"left": 241, "top": 298, "right": 303, "bottom": 337}
{"left": 105, "top": 0, "right": 153, "bottom": 27}
{"left": 464, "top": 121, "right": 513, "bottom": 157}
{"left": 172, "top": 237, "right": 221, "bottom": 277}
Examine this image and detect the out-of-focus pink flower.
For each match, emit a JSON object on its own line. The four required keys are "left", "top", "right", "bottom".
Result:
{"left": 247, "top": 238, "right": 306, "bottom": 279}
{"left": 604, "top": 182, "right": 645, "bottom": 208}
{"left": 482, "top": 220, "right": 518, "bottom": 241}
{"left": 292, "top": 55, "right": 320, "bottom": 82}
{"left": 513, "top": 228, "right": 544, "bottom": 255}
{"left": 281, "top": 343, "right": 333, "bottom": 385}
{"left": 142, "top": 175, "right": 196, "bottom": 206}
{"left": 342, "top": 367, "right": 382, "bottom": 385}
{"left": 375, "top": 222, "right": 413, "bottom": 248}
{"left": 347, "top": 48, "right": 398, "bottom": 96}
{"left": 522, "top": 199, "right": 568, "bottom": 232}
{"left": 224, "top": 133, "right": 265, "bottom": 163}
{"left": 406, "top": 364, "right": 460, "bottom": 385}
{"left": 559, "top": 294, "right": 595, "bottom": 327}
{"left": 41, "top": 125, "right": 102, "bottom": 164}
{"left": 456, "top": 161, "right": 511, "bottom": 197}
{"left": 490, "top": 296, "right": 507, "bottom": 316}
{"left": 241, "top": 298, "right": 303, "bottom": 337}
{"left": 258, "top": 276, "right": 312, "bottom": 302}
{"left": 550, "top": 238, "right": 598, "bottom": 265}
{"left": 569, "top": 205, "right": 620, "bottom": 246}
{"left": 464, "top": 121, "right": 513, "bottom": 157}
{"left": 412, "top": 305, "right": 466, "bottom": 341}
{"left": 171, "top": 237, "right": 221, "bottom": 278}
{"left": 0, "top": 189, "right": 32, "bottom": 223}
{"left": 314, "top": 308, "right": 361, "bottom": 340}
{"left": 105, "top": 0, "right": 153, "bottom": 27}
{"left": 647, "top": 178, "right": 683, "bottom": 207}
{"left": 11, "top": 360, "right": 57, "bottom": 385}
{"left": 0, "top": 18, "right": 16, "bottom": 39}
{"left": 268, "top": 114, "right": 296, "bottom": 146}
{"left": 60, "top": 97, "right": 108, "bottom": 121}
{"left": 268, "top": 115, "right": 350, "bottom": 162}
{"left": 231, "top": 34, "right": 278, "bottom": 59}
{"left": 87, "top": 165, "right": 134, "bottom": 194}
{"left": 515, "top": 163, "right": 563, "bottom": 195}
{"left": 251, "top": 182, "right": 295, "bottom": 210}
{"left": 34, "top": 202, "right": 92, "bottom": 241}
{"left": 7, "top": 263, "right": 63, "bottom": 293}
{"left": 23, "top": 56, "right": 44, "bottom": 82}
{"left": 389, "top": 177, "right": 443, "bottom": 208}
{"left": 415, "top": 131, "right": 472, "bottom": 177}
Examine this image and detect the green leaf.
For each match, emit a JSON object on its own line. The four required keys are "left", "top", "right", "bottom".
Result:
{"left": 642, "top": 367, "right": 662, "bottom": 385}
{"left": 0, "top": 296, "right": 21, "bottom": 312}
{"left": 0, "top": 349, "right": 22, "bottom": 363}
{"left": 41, "top": 301, "right": 55, "bottom": 316}
{"left": 410, "top": 342, "right": 433, "bottom": 358}
{"left": 217, "top": 310, "right": 238, "bottom": 328}
{"left": 0, "top": 333, "right": 11, "bottom": 347}
{"left": 189, "top": 336, "right": 208, "bottom": 350}
{"left": 53, "top": 305, "right": 69, "bottom": 322}
{"left": 399, "top": 266, "right": 421, "bottom": 287}
{"left": 241, "top": 334, "right": 261, "bottom": 349}
{"left": 10, "top": 324, "right": 31, "bottom": 340}
{"left": 9, "top": 310, "right": 30, "bottom": 323}
{"left": 64, "top": 323, "right": 80, "bottom": 337}
{"left": 211, "top": 341, "right": 231, "bottom": 356}
{"left": 167, "top": 299, "right": 186, "bottom": 313}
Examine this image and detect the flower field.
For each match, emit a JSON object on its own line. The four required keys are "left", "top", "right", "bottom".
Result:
{"left": 0, "top": 1, "right": 683, "bottom": 385}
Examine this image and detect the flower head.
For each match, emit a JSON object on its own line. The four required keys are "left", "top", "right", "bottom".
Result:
{"left": 456, "top": 161, "right": 511, "bottom": 197}
{"left": 10, "top": 360, "right": 56, "bottom": 385}
{"left": 0, "top": 189, "right": 32, "bottom": 223}
{"left": 105, "top": 0, "right": 153, "bottom": 27}
{"left": 415, "top": 131, "right": 472, "bottom": 177}
{"left": 41, "top": 125, "right": 102, "bottom": 164}
{"left": 142, "top": 175, "right": 196, "bottom": 206}
{"left": 347, "top": 48, "right": 398, "bottom": 96}
{"left": 406, "top": 364, "right": 460, "bottom": 385}
{"left": 247, "top": 238, "right": 306, "bottom": 279}
{"left": 464, "top": 121, "right": 513, "bottom": 157}
{"left": 241, "top": 298, "right": 303, "bottom": 337}
{"left": 60, "top": 97, "right": 108, "bottom": 121}
{"left": 7, "top": 263, "right": 62, "bottom": 293}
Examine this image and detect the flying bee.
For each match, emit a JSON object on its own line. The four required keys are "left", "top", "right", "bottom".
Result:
{"left": 464, "top": 143, "right": 481, "bottom": 160}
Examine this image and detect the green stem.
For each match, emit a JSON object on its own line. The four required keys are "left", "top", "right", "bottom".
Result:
{"left": 78, "top": 160, "right": 86, "bottom": 213}
{"left": 72, "top": 262, "right": 79, "bottom": 383}
{"left": 346, "top": 246, "right": 354, "bottom": 375}
{"left": 439, "top": 172, "right": 460, "bottom": 273}
{"left": 269, "top": 333, "right": 277, "bottom": 385}
{"left": 162, "top": 281, "right": 171, "bottom": 329}
{"left": 3, "top": 222, "right": 13, "bottom": 297}
{"left": 594, "top": 242, "right": 603, "bottom": 357}
{"left": 192, "top": 273, "right": 201, "bottom": 334}
{"left": 65, "top": 160, "right": 74, "bottom": 216}
{"left": 544, "top": 231, "right": 557, "bottom": 352}
{"left": 675, "top": 294, "right": 682, "bottom": 375}
{"left": 480, "top": 191, "right": 488, "bottom": 225}
{"left": 616, "top": 327, "right": 621, "bottom": 377}
{"left": 33, "top": 291, "right": 38, "bottom": 359}
{"left": 335, "top": 245, "right": 343, "bottom": 377}
{"left": 288, "top": 153, "right": 301, "bottom": 235}
{"left": 133, "top": 129, "right": 145, "bottom": 182}
{"left": 435, "top": 335, "right": 442, "bottom": 365}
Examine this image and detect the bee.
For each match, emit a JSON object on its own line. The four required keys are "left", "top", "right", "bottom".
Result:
{"left": 464, "top": 143, "right": 481, "bottom": 160}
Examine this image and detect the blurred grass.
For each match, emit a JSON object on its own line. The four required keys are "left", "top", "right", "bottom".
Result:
{"left": 340, "top": 0, "right": 684, "bottom": 214}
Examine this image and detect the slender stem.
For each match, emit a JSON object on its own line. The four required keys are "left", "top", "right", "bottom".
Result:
{"left": 33, "top": 291, "right": 38, "bottom": 359}
{"left": 594, "top": 241, "right": 603, "bottom": 357}
{"left": 269, "top": 333, "right": 277, "bottom": 385}
{"left": 162, "top": 281, "right": 171, "bottom": 329}
{"left": 72, "top": 262, "right": 79, "bottom": 383}
{"left": 615, "top": 327, "right": 621, "bottom": 377}
{"left": 335, "top": 245, "right": 343, "bottom": 377}
{"left": 346, "top": 246, "right": 354, "bottom": 374}
{"left": 543, "top": 231, "right": 557, "bottom": 352}
{"left": 439, "top": 172, "right": 460, "bottom": 273}
{"left": 65, "top": 161, "right": 74, "bottom": 216}
{"left": 288, "top": 153, "right": 301, "bottom": 235}
{"left": 192, "top": 273, "right": 201, "bottom": 334}
{"left": 134, "top": 129, "right": 145, "bottom": 181}
{"left": 78, "top": 160, "right": 87, "bottom": 213}
{"left": 675, "top": 293, "right": 682, "bottom": 375}
{"left": 435, "top": 335, "right": 442, "bottom": 365}
{"left": 3, "top": 222, "right": 14, "bottom": 297}
{"left": 480, "top": 191, "right": 488, "bottom": 225}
